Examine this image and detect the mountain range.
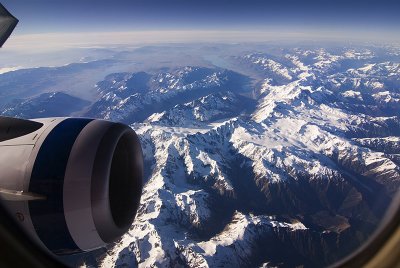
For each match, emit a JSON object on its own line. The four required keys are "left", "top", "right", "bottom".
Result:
{"left": 1, "top": 44, "right": 399, "bottom": 267}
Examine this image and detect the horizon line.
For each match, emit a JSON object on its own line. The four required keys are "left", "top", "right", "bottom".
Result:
{"left": 3, "top": 29, "right": 400, "bottom": 52}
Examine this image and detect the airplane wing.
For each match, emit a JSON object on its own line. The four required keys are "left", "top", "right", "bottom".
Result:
{"left": 0, "top": 2, "right": 18, "bottom": 47}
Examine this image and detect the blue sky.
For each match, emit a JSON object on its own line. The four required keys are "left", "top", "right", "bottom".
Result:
{"left": 2, "top": 0, "right": 400, "bottom": 34}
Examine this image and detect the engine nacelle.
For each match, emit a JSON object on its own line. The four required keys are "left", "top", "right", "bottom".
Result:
{"left": 0, "top": 117, "right": 143, "bottom": 255}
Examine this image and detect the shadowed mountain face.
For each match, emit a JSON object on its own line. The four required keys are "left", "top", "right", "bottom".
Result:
{"left": 2, "top": 44, "right": 399, "bottom": 267}
{"left": 1, "top": 92, "right": 90, "bottom": 118}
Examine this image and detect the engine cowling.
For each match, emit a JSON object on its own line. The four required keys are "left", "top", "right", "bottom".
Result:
{"left": 0, "top": 117, "right": 143, "bottom": 255}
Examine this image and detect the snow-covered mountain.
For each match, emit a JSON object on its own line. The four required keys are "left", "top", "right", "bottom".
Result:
{"left": 146, "top": 91, "right": 254, "bottom": 127}
{"left": 85, "top": 67, "right": 250, "bottom": 123}
{"left": 86, "top": 46, "right": 399, "bottom": 268}
{"left": 2, "top": 44, "right": 399, "bottom": 267}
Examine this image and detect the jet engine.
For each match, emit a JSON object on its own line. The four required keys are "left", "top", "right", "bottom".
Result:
{"left": 0, "top": 116, "right": 143, "bottom": 255}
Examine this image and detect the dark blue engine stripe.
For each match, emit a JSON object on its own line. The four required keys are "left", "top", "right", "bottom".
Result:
{"left": 28, "top": 118, "right": 92, "bottom": 255}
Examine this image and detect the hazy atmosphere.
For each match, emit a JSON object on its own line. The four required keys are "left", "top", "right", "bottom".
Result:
{"left": 1, "top": 0, "right": 400, "bottom": 51}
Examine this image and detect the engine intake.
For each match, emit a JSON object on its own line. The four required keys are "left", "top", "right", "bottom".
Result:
{"left": 0, "top": 117, "right": 143, "bottom": 255}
